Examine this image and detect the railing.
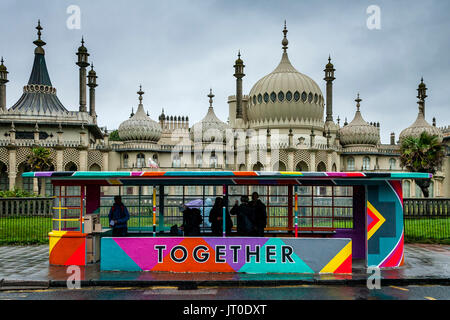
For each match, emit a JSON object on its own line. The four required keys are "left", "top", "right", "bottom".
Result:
{"left": 403, "top": 198, "right": 450, "bottom": 241}
{"left": 0, "top": 197, "right": 53, "bottom": 244}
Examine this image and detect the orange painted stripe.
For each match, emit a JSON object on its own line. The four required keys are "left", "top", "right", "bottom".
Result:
{"left": 232, "top": 171, "right": 258, "bottom": 176}
{"left": 141, "top": 171, "right": 167, "bottom": 176}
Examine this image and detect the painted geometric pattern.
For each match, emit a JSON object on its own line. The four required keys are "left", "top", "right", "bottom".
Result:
{"left": 100, "top": 237, "right": 352, "bottom": 274}
{"left": 367, "top": 180, "right": 404, "bottom": 268}
{"left": 49, "top": 231, "right": 86, "bottom": 266}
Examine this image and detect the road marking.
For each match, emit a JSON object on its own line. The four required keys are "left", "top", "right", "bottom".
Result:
{"left": 425, "top": 297, "right": 437, "bottom": 300}
{"left": 111, "top": 287, "right": 134, "bottom": 290}
{"left": 390, "top": 286, "right": 409, "bottom": 291}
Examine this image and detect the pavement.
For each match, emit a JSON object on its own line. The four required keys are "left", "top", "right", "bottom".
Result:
{"left": 0, "top": 243, "right": 449, "bottom": 290}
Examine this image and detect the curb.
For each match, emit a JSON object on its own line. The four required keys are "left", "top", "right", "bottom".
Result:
{"left": 2, "top": 277, "right": 449, "bottom": 290}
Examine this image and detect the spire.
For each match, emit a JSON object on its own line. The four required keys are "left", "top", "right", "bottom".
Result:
{"left": 282, "top": 20, "right": 288, "bottom": 53}
{"left": 355, "top": 93, "right": 362, "bottom": 112}
{"left": 33, "top": 20, "right": 46, "bottom": 52}
{"left": 208, "top": 88, "right": 214, "bottom": 108}
{"left": 137, "top": 84, "right": 144, "bottom": 105}
{"left": 28, "top": 21, "right": 52, "bottom": 86}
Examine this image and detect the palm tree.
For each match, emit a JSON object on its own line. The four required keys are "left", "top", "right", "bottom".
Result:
{"left": 26, "top": 147, "right": 52, "bottom": 195}
{"left": 400, "top": 132, "right": 444, "bottom": 197}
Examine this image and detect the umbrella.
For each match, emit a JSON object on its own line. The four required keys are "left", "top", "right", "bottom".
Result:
{"left": 184, "top": 199, "right": 203, "bottom": 209}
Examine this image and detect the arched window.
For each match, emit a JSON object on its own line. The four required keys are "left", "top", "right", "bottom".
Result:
{"left": 0, "top": 162, "right": 8, "bottom": 191}
{"left": 286, "top": 91, "right": 292, "bottom": 101}
{"left": 294, "top": 91, "right": 300, "bottom": 101}
{"left": 253, "top": 95, "right": 256, "bottom": 104}
{"left": 278, "top": 91, "right": 284, "bottom": 102}
{"left": 195, "top": 154, "right": 202, "bottom": 167}
{"left": 415, "top": 183, "right": 423, "bottom": 198}
{"left": 263, "top": 93, "right": 269, "bottom": 103}
{"left": 301, "top": 91, "right": 307, "bottom": 102}
{"left": 314, "top": 94, "right": 318, "bottom": 104}
{"left": 210, "top": 154, "right": 218, "bottom": 168}
{"left": 362, "top": 157, "right": 370, "bottom": 170}
{"left": 389, "top": 158, "right": 396, "bottom": 170}
{"left": 136, "top": 153, "right": 145, "bottom": 168}
{"left": 273, "top": 161, "right": 286, "bottom": 171}
{"left": 123, "top": 154, "right": 129, "bottom": 168}
{"left": 308, "top": 92, "right": 313, "bottom": 103}
{"left": 172, "top": 154, "right": 181, "bottom": 168}
{"left": 296, "top": 161, "right": 308, "bottom": 171}
{"left": 253, "top": 162, "right": 264, "bottom": 171}
{"left": 347, "top": 157, "right": 355, "bottom": 171}
{"left": 257, "top": 94, "right": 262, "bottom": 103}
{"left": 317, "top": 162, "right": 326, "bottom": 172}
{"left": 270, "top": 92, "right": 276, "bottom": 102}
{"left": 402, "top": 180, "right": 411, "bottom": 198}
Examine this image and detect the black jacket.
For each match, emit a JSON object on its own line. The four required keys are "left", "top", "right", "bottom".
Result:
{"left": 182, "top": 208, "right": 202, "bottom": 236}
{"left": 209, "top": 205, "right": 233, "bottom": 236}
{"left": 249, "top": 199, "right": 267, "bottom": 229}
{"left": 230, "top": 203, "right": 256, "bottom": 236}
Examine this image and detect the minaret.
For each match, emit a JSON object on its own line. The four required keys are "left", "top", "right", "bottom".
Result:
{"left": 417, "top": 77, "right": 427, "bottom": 117}
{"left": 0, "top": 57, "right": 8, "bottom": 111}
{"left": 233, "top": 51, "right": 245, "bottom": 120}
{"left": 87, "top": 63, "right": 98, "bottom": 121}
{"left": 76, "top": 37, "right": 90, "bottom": 112}
{"left": 324, "top": 55, "right": 336, "bottom": 123}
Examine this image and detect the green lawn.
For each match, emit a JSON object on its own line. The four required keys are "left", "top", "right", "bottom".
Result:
{"left": 1, "top": 216, "right": 448, "bottom": 245}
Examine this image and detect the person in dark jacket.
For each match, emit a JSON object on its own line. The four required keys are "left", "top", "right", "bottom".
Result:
{"left": 209, "top": 197, "right": 232, "bottom": 236}
{"left": 249, "top": 192, "right": 266, "bottom": 237}
{"left": 230, "top": 195, "right": 256, "bottom": 236}
{"left": 180, "top": 205, "right": 203, "bottom": 236}
{"left": 108, "top": 196, "right": 130, "bottom": 237}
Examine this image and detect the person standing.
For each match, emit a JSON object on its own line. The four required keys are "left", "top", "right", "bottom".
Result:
{"left": 230, "top": 195, "right": 256, "bottom": 236}
{"left": 108, "top": 196, "right": 130, "bottom": 237}
{"left": 249, "top": 192, "right": 266, "bottom": 237}
{"left": 209, "top": 197, "right": 232, "bottom": 236}
{"left": 180, "top": 204, "right": 203, "bottom": 236}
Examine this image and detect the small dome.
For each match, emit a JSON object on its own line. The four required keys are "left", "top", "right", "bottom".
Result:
{"left": 339, "top": 95, "right": 379, "bottom": 146}
{"left": 118, "top": 87, "right": 162, "bottom": 142}
{"left": 190, "top": 89, "right": 230, "bottom": 142}
{"left": 399, "top": 99, "right": 443, "bottom": 142}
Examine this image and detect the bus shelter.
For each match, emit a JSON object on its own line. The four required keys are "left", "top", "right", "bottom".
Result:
{"left": 23, "top": 171, "right": 431, "bottom": 274}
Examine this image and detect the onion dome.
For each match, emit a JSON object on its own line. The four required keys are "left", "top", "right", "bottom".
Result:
{"left": 118, "top": 86, "right": 162, "bottom": 142}
{"left": 247, "top": 22, "right": 324, "bottom": 129}
{"left": 339, "top": 94, "right": 380, "bottom": 146}
{"left": 190, "top": 89, "right": 230, "bottom": 142}
{"left": 399, "top": 98, "right": 443, "bottom": 142}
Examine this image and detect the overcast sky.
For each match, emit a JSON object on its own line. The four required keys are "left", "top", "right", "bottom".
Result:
{"left": 1, "top": 0, "right": 449, "bottom": 143}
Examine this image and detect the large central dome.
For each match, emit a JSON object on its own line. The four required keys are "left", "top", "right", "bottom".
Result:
{"left": 246, "top": 24, "right": 324, "bottom": 129}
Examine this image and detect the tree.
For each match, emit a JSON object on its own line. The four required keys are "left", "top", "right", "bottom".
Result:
{"left": 400, "top": 132, "right": 444, "bottom": 197}
{"left": 109, "top": 130, "right": 121, "bottom": 141}
{"left": 26, "top": 147, "right": 53, "bottom": 195}
{"left": 26, "top": 147, "right": 52, "bottom": 172}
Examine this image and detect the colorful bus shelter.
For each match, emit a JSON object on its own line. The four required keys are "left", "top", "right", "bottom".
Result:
{"left": 23, "top": 171, "right": 431, "bottom": 274}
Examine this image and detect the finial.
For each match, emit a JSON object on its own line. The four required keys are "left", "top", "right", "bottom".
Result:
{"left": 137, "top": 85, "right": 144, "bottom": 103}
{"left": 1, "top": 57, "right": 3, "bottom": 65}
{"left": 33, "top": 20, "right": 46, "bottom": 49}
{"left": 81, "top": 36, "right": 85, "bottom": 46}
{"left": 355, "top": 93, "right": 362, "bottom": 111}
{"left": 238, "top": 50, "right": 241, "bottom": 59}
{"left": 328, "top": 55, "right": 331, "bottom": 63}
{"left": 282, "top": 20, "right": 288, "bottom": 53}
{"left": 337, "top": 115, "right": 340, "bottom": 126}
{"left": 344, "top": 117, "right": 348, "bottom": 126}
{"left": 208, "top": 88, "right": 214, "bottom": 108}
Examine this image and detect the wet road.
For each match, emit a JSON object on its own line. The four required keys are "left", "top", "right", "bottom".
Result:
{"left": 0, "top": 285, "right": 448, "bottom": 300}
